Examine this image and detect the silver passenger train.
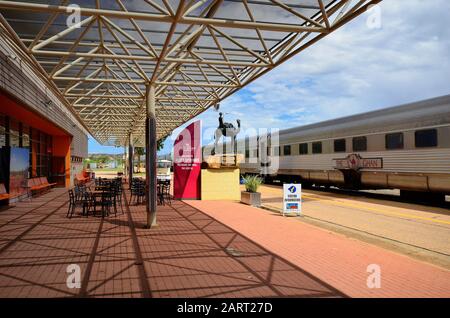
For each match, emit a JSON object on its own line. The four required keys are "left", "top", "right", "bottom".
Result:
{"left": 203, "top": 95, "right": 450, "bottom": 201}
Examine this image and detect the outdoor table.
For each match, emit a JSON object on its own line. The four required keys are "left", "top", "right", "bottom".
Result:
{"left": 91, "top": 185, "right": 110, "bottom": 192}
{"left": 89, "top": 190, "right": 112, "bottom": 215}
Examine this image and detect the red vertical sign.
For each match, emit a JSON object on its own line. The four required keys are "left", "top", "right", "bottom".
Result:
{"left": 173, "top": 120, "right": 201, "bottom": 200}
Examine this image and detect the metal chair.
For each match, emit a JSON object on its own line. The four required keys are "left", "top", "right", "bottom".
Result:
{"left": 157, "top": 181, "right": 171, "bottom": 206}
{"left": 130, "top": 178, "right": 145, "bottom": 205}
{"left": 100, "top": 189, "right": 114, "bottom": 218}
{"left": 67, "top": 189, "right": 90, "bottom": 218}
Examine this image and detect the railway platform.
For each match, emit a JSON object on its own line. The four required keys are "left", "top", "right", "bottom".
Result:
{"left": 187, "top": 200, "right": 450, "bottom": 298}
{"left": 0, "top": 186, "right": 449, "bottom": 298}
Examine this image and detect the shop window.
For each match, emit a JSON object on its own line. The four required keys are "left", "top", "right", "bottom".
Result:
{"left": 0, "top": 115, "right": 5, "bottom": 147}
{"left": 9, "top": 119, "right": 19, "bottom": 147}
{"left": 22, "top": 125, "right": 30, "bottom": 148}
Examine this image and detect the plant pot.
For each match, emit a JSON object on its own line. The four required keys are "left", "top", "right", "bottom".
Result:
{"left": 241, "top": 191, "right": 261, "bottom": 207}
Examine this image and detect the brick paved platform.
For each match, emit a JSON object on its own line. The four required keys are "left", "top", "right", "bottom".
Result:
{"left": 186, "top": 200, "right": 450, "bottom": 298}
{"left": 0, "top": 188, "right": 343, "bottom": 298}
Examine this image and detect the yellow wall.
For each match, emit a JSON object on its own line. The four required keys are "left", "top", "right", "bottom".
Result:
{"left": 201, "top": 168, "right": 240, "bottom": 200}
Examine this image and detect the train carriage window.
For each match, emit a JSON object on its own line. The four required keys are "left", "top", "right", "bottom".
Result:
{"left": 334, "top": 139, "right": 346, "bottom": 152}
{"left": 299, "top": 143, "right": 308, "bottom": 155}
{"left": 312, "top": 142, "right": 322, "bottom": 154}
{"left": 283, "top": 145, "right": 291, "bottom": 156}
{"left": 415, "top": 129, "right": 437, "bottom": 148}
{"left": 352, "top": 136, "right": 367, "bottom": 152}
{"left": 385, "top": 132, "right": 404, "bottom": 150}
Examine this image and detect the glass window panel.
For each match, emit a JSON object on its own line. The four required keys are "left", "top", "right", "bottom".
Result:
{"left": 352, "top": 136, "right": 367, "bottom": 152}
{"left": 385, "top": 133, "right": 404, "bottom": 150}
{"left": 415, "top": 129, "right": 437, "bottom": 148}
{"left": 22, "top": 125, "right": 30, "bottom": 148}
{"left": 283, "top": 145, "right": 291, "bottom": 156}
{"left": 9, "top": 119, "right": 19, "bottom": 147}
{"left": 0, "top": 115, "right": 5, "bottom": 147}
{"left": 334, "top": 139, "right": 346, "bottom": 152}
{"left": 312, "top": 142, "right": 322, "bottom": 154}
{"left": 299, "top": 143, "right": 308, "bottom": 155}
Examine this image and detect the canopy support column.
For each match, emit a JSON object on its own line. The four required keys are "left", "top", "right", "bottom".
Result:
{"left": 123, "top": 145, "right": 127, "bottom": 179}
{"left": 128, "top": 133, "right": 133, "bottom": 189}
{"left": 145, "top": 84, "right": 157, "bottom": 228}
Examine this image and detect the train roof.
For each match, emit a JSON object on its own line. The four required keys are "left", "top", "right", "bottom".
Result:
{"left": 277, "top": 94, "right": 450, "bottom": 141}
{"left": 204, "top": 95, "right": 450, "bottom": 148}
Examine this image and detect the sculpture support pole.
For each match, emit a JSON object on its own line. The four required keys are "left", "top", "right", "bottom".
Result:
{"left": 145, "top": 84, "right": 157, "bottom": 228}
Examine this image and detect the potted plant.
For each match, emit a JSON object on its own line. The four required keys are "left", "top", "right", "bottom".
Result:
{"left": 241, "top": 175, "right": 263, "bottom": 207}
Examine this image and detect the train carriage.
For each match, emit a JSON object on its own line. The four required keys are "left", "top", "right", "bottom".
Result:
{"left": 203, "top": 95, "right": 450, "bottom": 201}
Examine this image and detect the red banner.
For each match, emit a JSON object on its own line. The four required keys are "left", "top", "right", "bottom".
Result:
{"left": 173, "top": 121, "right": 202, "bottom": 200}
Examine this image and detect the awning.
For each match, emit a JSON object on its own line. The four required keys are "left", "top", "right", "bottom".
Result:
{"left": 0, "top": 0, "right": 381, "bottom": 146}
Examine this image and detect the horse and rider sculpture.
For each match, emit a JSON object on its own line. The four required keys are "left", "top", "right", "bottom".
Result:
{"left": 212, "top": 112, "right": 241, "bottom": 155}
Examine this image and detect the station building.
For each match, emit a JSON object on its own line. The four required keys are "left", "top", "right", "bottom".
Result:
{"left": 0, "top": 33, "right": 88, "bottom": 203}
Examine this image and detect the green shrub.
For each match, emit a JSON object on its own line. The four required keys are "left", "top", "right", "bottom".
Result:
{"left": 243, "top": 175, "right": 263, "bottom": 193}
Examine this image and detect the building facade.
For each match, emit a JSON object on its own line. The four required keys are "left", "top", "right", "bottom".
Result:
{"left": 0, "top": 30, "right": 88, "bottom": 204}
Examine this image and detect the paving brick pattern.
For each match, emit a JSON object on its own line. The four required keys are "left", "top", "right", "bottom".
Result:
{"left": 0, "top": 188, "right": 343, "bottom": 298}
{"left": 187, "top": 200, "right": 450, "bottom": 298}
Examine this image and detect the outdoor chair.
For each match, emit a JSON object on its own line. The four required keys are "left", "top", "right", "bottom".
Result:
{"left": 67, "top": 189, "right": 91, "bottom": 218}
{"left": 74, "top": 184, "right": 87, "bottom": 200}
{"left": 130, "top": 179, "right": 145, "bottom": 205}
{"left": 157, "top": 181, "right": 171, "bottom": 206}
{"left": 99, "top": 190, "right": 114, "bottom": 218}
{"left": 113, "top": 180, "right": 124, "bottom": 213}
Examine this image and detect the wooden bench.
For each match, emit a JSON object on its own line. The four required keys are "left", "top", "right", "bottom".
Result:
{"left": 75, "top": 174, "right": 89, "bottom": 185}
{"left": 75, "top": 171, "right": 91, "bottom": 185}
{"left": 27, "top": 177, "right": 57, "bottom": 196}
{"left": 0, "top": 183, "right": 10, "bottom": 201}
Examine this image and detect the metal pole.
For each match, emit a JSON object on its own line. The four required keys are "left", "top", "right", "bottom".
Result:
{"left": 128, "top": 133, "right": 133, "bottom": 189}
{"left": 145, "top": 84, "right": 157, "bottom": 228}
{"left": 123, "top": 145, "right": 127, "bottom": 178}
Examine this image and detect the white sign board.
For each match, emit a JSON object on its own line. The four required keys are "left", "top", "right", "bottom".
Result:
{"left": 283, "top": 184, "right": 302, "bottom": 216}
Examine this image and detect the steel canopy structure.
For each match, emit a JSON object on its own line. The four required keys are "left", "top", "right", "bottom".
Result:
{"left": 0, "top": 0, "right": 380, "bottom": 146}
{"left": 0, "top": 0, "right": 381, "bottom": 227}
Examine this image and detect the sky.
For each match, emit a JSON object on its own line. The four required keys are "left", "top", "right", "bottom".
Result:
{"left": 88, "top": 0, "right": 450, "bottom": 155}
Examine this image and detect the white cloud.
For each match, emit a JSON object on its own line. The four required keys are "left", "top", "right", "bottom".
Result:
{"left": 159, "top": 0, "right": 450, "bottom": 154}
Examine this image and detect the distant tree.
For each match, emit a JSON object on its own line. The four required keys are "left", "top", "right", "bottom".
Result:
{"left": 134, "top": 147, "right": 145, "bottom": 173}
{"left": 157, "top": 136, "right": 167, "bottom": 152}
{"left": 129, "top": 137, "right": 168, "bottom": 173}
{"left": 116, "top": 158, "right": 124, "bottom": 168}
{"left": 97, "top": 155, "right": 109, "bottom": 164}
